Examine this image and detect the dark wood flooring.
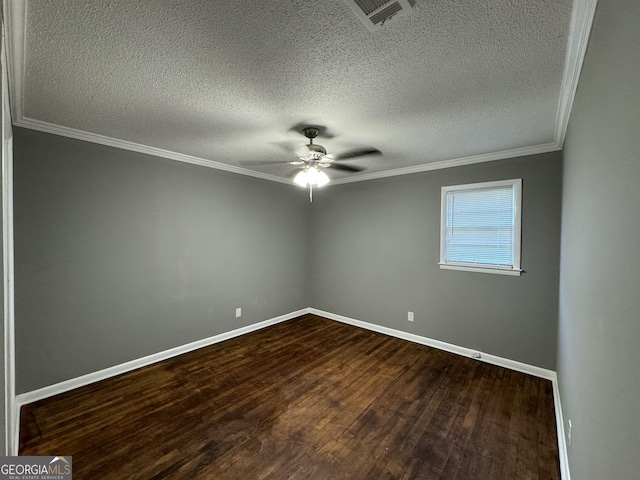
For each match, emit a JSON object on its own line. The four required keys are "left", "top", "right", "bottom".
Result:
{"left": 20, "top": 314, "right": 560, "bottom": 479}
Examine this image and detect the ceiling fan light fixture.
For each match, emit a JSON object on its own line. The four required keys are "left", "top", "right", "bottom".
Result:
{"left": 293, "top": 167, "right": 330, "bottom": 188}
{"left": 306, "top": 166, "right": 320, "bottom": 184}
{"left": 293, "top": 170, "right": 309, "bottom": 187}
{"left": 315, "top": 170, "right": 330, "bottom": 187}
{"left": 241, "top": 124, "right": 376, "bottom": 196}
{"left": 306, "top": 166, "right": 330, "bottom": 187}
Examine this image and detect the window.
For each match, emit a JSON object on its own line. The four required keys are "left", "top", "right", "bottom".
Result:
{"left": 440, "top": 179, "right": 522, "bottom": 276}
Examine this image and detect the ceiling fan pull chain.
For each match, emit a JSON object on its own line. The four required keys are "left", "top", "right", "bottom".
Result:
{"left": 309, "top": 184, "right": 313, "bottom": 202}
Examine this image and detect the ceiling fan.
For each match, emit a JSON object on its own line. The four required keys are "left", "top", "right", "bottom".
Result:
{"left": 241, "top": 126, "right": 382, "bottom": 201}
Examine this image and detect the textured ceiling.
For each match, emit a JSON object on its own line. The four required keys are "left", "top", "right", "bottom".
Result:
{"left": 14, "top": 0, "right": 577, "bottom": 183}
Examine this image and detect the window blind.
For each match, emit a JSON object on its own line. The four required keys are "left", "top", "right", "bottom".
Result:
{"left": 444, "top": 185, "right": 515, "bottom": 268}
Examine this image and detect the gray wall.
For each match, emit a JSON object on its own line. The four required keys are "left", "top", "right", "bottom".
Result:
{"left": 558, "top": 0, "right": 640, "bottom": 478}
{"left": 13, "top": 128, "right": 309, "bottom": 394}
{"left": 309, "top": 153, "right": 562, "bottom": 370}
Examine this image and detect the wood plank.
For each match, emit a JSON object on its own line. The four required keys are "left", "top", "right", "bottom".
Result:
{"left": 20, "top": 314, "right": 560, "bottom": 479}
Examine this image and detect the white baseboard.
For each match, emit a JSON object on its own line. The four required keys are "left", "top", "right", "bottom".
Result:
{"left": 14, "top": 308, "right": 310, "bottom": 408}
{"left": 309, "top": 308, "right": 555, "bottom": 380}
{"left": 13, "top": 306, "right": 570, "bottom": 479}
{"left": 552, "top": 375, "right": 571, "bottom": 480}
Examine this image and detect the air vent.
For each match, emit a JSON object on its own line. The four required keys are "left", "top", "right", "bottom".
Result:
{"left": 345, "top": 0, "right": 414, "bottom": 31}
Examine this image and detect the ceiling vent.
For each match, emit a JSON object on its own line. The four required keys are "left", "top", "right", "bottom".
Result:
{"left": 345, "top": 0, "right": 415, "bottom": 31}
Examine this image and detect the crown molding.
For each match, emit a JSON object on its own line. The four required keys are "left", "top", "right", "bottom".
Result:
{"left": 14, "top": 117, "right": 293, "bottom": 184}
{"left": 329, "top": 142, "right": 561, "bottom": 185}
{"left": 555, "top": 0, "right": 598, "bottom": 147}
{"left": 3, "top": 0, "right": 596, "bottom": 184}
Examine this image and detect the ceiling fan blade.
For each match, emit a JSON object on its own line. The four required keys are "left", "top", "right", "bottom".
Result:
{"left": 326, "top": 163, "right": 366, "bottom": 173}
{"left": 269, "top": 140, "right": 300, "bottom": 152}
{"left": 325, "top": 147, "right": 382, "bottom": 161}
{"left": 240, "top": 160, "right": 295, "bottom": 166}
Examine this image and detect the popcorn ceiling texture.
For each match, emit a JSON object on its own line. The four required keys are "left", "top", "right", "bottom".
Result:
{"left": 24, "top": 0, "right": 572, "bottom": 179}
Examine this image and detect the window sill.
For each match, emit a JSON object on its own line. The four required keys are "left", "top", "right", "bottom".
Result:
{"left": 438, "top": 263, "right": 522, "bottom": 276}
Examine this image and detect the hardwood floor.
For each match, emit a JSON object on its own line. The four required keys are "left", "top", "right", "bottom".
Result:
{"left": 20, "top": 314, "right": 560, "bottom": 479}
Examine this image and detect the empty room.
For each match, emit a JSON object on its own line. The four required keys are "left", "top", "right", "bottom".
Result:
{"left": 1, "top": 0, "right": 638, "bottom": 479}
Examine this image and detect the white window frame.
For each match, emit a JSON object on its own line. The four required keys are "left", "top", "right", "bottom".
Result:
{"left": 439, "top": 178, "right": 522, "bottom": 276}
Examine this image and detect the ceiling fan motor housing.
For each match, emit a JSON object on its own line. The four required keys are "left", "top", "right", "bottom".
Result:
{"left": 296, "top": 144, "right": 327, "bottom": 160}
{"left": 302, "top": 127, "right": 320, "bottom": 140}
{"left": 298, "top": 127, "right": 327, "bottom": 159}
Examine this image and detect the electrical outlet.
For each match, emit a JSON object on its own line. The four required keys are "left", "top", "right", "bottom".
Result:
{"left": 407, "top": 311, "right": 414, "bottom": 322}
{"left": 568, "top": 419, "right": 572, "bottom": 446}
{"left": 235, "top": 308, "right": 242, "bottom": 318}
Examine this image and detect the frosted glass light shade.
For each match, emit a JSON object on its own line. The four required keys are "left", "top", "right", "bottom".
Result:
{"left": 294, "top": 170, "right": 308, "bottom": 187}
{"left": 306, "top": 167, "right": 320, "bottom": 184}
{"left": 293, "top": 167, "right": 330, "bottom": 187}
{"left": 315, "top": 170, "right": 330, "bottom": 187}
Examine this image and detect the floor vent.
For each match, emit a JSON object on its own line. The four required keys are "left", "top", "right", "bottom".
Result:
{"left": 345, "top": 0, "right": 415, "bottom": 31}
